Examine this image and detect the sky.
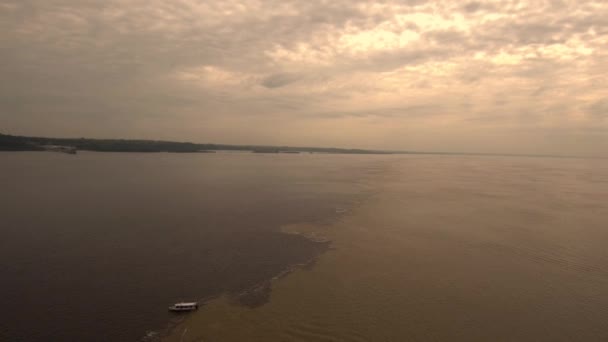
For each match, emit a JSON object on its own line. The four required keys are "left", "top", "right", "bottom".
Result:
{"left": 1, "top": 0, "right": 606, "bottom": 156}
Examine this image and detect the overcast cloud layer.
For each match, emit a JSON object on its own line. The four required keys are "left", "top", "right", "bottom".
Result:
{"left": 1, "top": 0, "right": 606, "bottom": 156}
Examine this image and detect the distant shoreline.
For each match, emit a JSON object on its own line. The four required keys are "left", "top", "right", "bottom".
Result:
{"left": 0, "top": 132, "right": 596, "bottom": 159}
{"left": 0, "top": 133, "right": 391, "bottom": 155}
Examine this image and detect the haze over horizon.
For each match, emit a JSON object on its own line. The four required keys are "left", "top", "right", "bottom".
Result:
{"left": 1, "top": 0, "right": 606, "bottom": 157}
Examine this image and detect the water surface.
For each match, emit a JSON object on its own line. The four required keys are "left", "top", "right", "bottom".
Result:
{"left": 0, "top": 151, "right": 385, "bottom": 342}
{"left": 164, "top": 155, "right": 608, "bottom": 342}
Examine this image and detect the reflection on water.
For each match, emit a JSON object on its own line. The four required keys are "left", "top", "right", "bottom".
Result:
{"left": 164, "top": 156, "right": 608, "bottom": 342}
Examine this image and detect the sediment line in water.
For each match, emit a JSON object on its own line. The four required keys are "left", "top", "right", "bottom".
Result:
{"left": 154, "top": 183, "right": 378, "bottom": 341}
{"left": 156, "top": 193, "right": 377, "bottom": 342}
{"left": 152, "top": 231, "right": 333, "bottom": 342}
{"left": 235, "top": 239, "right": 331, "bottom": 308}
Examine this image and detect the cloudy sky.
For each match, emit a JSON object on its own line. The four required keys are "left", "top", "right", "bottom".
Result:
{"left": 1, "top": 0, "right": 606, "bottom": 156}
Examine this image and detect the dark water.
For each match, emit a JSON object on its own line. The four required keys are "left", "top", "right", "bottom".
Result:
{"left": 0, "top": 152, "right": 385, "bottom": 342}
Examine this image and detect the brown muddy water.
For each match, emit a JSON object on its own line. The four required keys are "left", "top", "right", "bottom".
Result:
{"left": 162, "top": 155, "right": 608, "bottom": 342}
{"left": 0, "top": 152, "right": 387, "bottom": 342}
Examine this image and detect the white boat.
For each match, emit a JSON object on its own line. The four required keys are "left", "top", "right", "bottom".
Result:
{"left": 168, "top": 302, "right": 199, "bottom": 312}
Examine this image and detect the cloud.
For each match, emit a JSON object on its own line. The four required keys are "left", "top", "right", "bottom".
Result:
{"left": 1, "top": 0, "right": 607, "bottom": 156}
{"left": 261, "top": 73, "right": 301, "bottom": 88}
{"left": 462, "top": 2, "right": 482, "bottom": 13}
{"left": 588, "top": 99, "right": 608, "bottom": 119}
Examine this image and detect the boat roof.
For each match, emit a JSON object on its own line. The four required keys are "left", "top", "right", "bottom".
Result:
{"left": 174, "top": 302, "right": 197, "bottom": 306}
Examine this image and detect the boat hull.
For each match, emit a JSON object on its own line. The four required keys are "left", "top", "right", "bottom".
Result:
{"left": 168, "top": 302, "right": 199, "bottom": 312}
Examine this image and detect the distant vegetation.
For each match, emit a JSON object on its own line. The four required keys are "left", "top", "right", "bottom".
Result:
{"left": 0, "top": 133, "right": 44, "bottom": 151}
{"left": 0, "top": 133, "right": 392, "bottom": 154}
